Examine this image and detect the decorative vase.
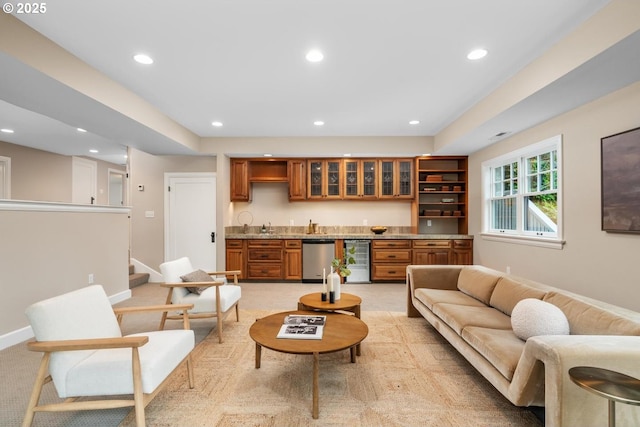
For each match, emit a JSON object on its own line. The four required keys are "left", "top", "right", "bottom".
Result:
{"left": 328, "top": 267, "right": 341, "bottom": 301}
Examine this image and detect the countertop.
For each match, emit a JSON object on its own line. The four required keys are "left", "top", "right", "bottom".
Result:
{"left": 225, "top": 233, "right": 473, "bottom": 240}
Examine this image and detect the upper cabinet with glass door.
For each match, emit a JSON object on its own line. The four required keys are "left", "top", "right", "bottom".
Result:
{"left": 379, "top": 159, "right": 414, "bottom": 199}
{"left": 343, "top": 159, "right": 378, "bottom": 200}
{"left": 307, "top": 159, "right": 343, "bottom": 199}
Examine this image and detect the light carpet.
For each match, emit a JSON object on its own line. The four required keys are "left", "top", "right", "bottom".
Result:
{"left": 119, "top": 310, "right": 542, "bottom": 427}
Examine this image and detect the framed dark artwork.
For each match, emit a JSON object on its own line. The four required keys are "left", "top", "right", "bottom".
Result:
{"left": 601, "top": 126, "right": 640, "bottom": 233}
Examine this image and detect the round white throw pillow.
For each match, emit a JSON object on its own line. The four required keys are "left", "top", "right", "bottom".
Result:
{"left": 511, "top": 298, "right": 570, "bottom": 340}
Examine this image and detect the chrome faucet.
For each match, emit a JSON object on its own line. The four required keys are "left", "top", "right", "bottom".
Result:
{"left": 268, "top": 222, "right": 274, "bottom": 234}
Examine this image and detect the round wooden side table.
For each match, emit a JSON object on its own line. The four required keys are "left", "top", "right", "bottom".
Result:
{"left": 569, "top": 366, "right": 640, "bottom": 427}
{"left": 298, "top": 292, "right": 362, "bottom": 355}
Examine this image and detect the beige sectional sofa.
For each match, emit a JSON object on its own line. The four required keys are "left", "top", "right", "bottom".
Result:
{"left": 406, "top": 265, "right": 640, "bottom": 427}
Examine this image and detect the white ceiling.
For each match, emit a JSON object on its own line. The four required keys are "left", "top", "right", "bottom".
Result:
{"left": 2, "top": 0, "right": 638, "bottom": 164}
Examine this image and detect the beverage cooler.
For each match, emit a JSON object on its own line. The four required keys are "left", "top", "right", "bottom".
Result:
{"left": 344, "top": 240, "right": 371, "bottom": 283}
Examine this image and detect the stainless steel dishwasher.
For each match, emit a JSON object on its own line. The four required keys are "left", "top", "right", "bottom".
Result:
{"left": 302, "top": 239, "right": 335, "bottom": 283}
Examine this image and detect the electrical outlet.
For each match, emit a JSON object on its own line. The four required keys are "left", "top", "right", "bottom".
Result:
{"left": 88, "top": 274, "right": 94, "bottom": 284}
{"left": 506, "top": 266, "right": 511, "bottom": 274}
{"left": 427, "top": 220, "right": 432, "bottom": 227}
{"left": 363, "top": 219, "right": 368, "bottom": 225}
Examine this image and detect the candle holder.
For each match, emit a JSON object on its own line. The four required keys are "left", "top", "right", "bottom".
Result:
{"left": 329, "top": 291, "right": 335, "bottom": 303}
{"left": 321, "top": 292, "right": 327, "bottom": 301}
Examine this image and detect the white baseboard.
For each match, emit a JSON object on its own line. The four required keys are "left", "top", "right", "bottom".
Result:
{"left": 0, "top": 289, "right": 132, "bottom": 351}
{"left": 0, "top": 326, "right": 34, "bottom": 351}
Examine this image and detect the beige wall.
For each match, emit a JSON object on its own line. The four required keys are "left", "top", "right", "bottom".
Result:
{"left": 231, "top": 181, "right": 411, "bottom": 228}
{"left": 0, "top": 140, "right": 125, "bottom": 204}
{"left": 0, "top": 203, "right": 130, "bottom": 341}
{"left": 0, "top": 140, "right": 71, "bottom": 202}
{"left": 128, "top": 148, "right": 217, "bottom": 270}
{"left": 468, "top": 81, "right": 640, "bottom": 311}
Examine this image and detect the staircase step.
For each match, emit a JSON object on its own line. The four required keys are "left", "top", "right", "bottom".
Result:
{"left": 129, "top": 272, "right": 150, "bottom": 289}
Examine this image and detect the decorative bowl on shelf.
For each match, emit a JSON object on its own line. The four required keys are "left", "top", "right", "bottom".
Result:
{"left": 370, "top": 226, "right": 388, "bottom": 235}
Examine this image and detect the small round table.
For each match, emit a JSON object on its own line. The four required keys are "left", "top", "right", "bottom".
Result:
{"left": 298, "top": 292, "right": 362, "bottom": 355}
{"left": 569, "top": 366, "right": 640, "bottom": 427}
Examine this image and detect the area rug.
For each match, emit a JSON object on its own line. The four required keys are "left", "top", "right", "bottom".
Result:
{"left": 118, "top": 310, "right": 542, "bottom": 427}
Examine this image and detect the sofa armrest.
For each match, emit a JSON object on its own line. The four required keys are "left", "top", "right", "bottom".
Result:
{"left": 514, "top": 335, "right": 640, "bottom": 427}
{"left": 406, "top": 265, "right": 463, "bottom": 317}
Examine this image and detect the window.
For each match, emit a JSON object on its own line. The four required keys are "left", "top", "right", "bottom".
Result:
{"left": 482, "top": 135, "right": 563, "bottom": 248}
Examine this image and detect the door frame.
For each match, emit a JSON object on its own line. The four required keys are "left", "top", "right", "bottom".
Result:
{"left": 163, "top": 172, "right": 217, "bottom": 267}
{"left": 0, "top": 156, "right": 10, "bottom": 199}
{"left": 107, "top": 168, "right": 127, "bottom": 206}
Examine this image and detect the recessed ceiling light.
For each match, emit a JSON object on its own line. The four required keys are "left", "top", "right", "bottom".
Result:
{"left": 211, "top": 121, "right": 223, "bottom": 127}
{"left": 77, "top": 128, "right": 87, "bottom": 133}
{"left": 89, "top": 149, "right": 99, "bottom": 153}
{"left": 306, "top": 50, "right": 324, "bottom": 63}
{"left": 1, "top": 128, "right": 14, "bottom": 133}
{"left": 133, "top": 53, "right": 154, "bottom": 65}
{"left": 467, "top": 48, "right": 488, "bottom": 60}
{"left": 263, "top": 153, "right": 273, "bottom": 157}
{"left": 409, "top": 120, "right": 420, "bottom": 125}
{"left": 343, "top": 153, "right": 352, "bottom": 157}
{"left": 313, "top": 121, "right": 325, "bottom": 126}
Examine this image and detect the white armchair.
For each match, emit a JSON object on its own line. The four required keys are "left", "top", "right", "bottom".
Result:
{"left": 159, "top": 257, "right": 241, "bottom": 343}
{"left": 22, "top": 285, "right": 195, "bottom": 427}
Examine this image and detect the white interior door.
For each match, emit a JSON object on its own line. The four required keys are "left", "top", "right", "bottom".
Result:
{"left": 72, "top": 157, "right": 97, "bottom": 204}
{"left": 165, "top": 173, "right": 217, "bottom": 270}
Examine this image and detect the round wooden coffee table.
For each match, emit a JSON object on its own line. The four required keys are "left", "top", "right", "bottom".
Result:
{"left": 249, "top": 310, "right": 368, "bottom": 419}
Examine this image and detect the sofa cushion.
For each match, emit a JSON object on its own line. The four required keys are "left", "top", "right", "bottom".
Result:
{"left": 461, "top": 326, "right": 525, "bottom": 381}
{"left": 489, "top": 276, "right": 547, "bottom": 316}
{"left": 457, "top": 266, "right": 502, "bottom": 305}
{"left": 432, "top": 303, "right": 512, "bottom": 335}
{"left": 543, "top": 291, "right": 640, "bottom": 335}
{"left": 511, "top": 298, "right": 570, "bottom": 340}
{"left": 414, "top": 288, "right": 486, "bottom": 311}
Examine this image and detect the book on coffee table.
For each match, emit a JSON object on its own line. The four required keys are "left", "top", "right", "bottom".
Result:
{"left": 277, "top": 315, "right": 326, "bottom": 340}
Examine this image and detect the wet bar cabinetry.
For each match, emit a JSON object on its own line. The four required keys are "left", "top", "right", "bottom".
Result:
{"left": 227, "top": 236, "right": 472, "bottom": 282}
{"left": 414, "top": 156, "right": 468, "bottom": 234}
{"left": 308, "top": 159, "right": 342, "bottom": 199}
{"left": 379, "top": 159, "right": 414, "bottom": 199}
{"left": 343, "top": 159, "right": 378, "bottom": 199}
{"left": 230, "top": 157, "right": 414, "bottom": 202}
{"left": 371, "top": 238, "right": 473, "bottom": 282}
{"left": 246, "top": 239, "right": 284, "bottom": 280}
{"left": 371, "top": 240, "right": 412, "bottom": 281}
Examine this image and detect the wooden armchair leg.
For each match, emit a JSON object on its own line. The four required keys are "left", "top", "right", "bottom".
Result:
{"left": 22, "top": 353, "right": 51, "bottom": 427}
{"left": 186, "top": 354, "right": 195, "bottom": 389}
{"left": 235, "top": 303, "right": 240, "bottom": 322}
{"left": 216, "top": 314, "right": 223, "bottom": 344}
{"left": 132, "top": 347, "right": 146, "bottom": 427}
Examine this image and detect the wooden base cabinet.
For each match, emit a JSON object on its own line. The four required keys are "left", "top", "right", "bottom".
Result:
{"left": 412, "top": 240, "right": 451, "bottom": 265}
{"left": 284, "top": 239, "right": 302, "bottom": 280}
{"left": 451, "top": 239, "right": 473, "bottom": 265}
{"left": 247, "top": 240, "right": 283, "bottom": 280}
{"left": 226, "top": 239, "right": 304, "bottom": 281}
{"left": 371, "top": 240, "right": 412, "bottom": 281}
{"left": 225, "top": 239, "right": 246, "bottom": 279}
